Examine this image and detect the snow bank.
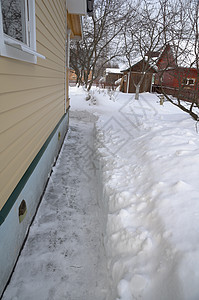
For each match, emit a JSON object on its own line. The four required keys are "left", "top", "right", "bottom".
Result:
{"left": 70, "top": 86, "right": 199, "bottom": 299}
{"left": 92, "top": 91, "right": 199, "bottom": 300}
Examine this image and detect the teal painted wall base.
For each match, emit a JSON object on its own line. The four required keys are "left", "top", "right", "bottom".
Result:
{"left": 0, "top": 112, "right": 69, "bottom": 298}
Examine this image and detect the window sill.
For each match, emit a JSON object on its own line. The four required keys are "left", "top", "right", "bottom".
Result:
{"left": 0, "top": 36, "right": 45, "bottom": 64}
{"left": 4, "top": 38, "right": 45, "bottom": 59}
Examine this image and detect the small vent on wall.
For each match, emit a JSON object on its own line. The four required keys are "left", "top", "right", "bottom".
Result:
{"left": 19, "top": 200, "right": 27, "bottom": 223}
{"left": 58, "top": 132, "right": 61, "bottom": 141}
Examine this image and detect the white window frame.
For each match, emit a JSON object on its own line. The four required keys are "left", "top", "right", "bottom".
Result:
{"left": 183, "top": 78, "right": 195, "bottom": 86}
{"left": 0, "top": 0, "right": 45, "bottom": 63}
{"left": 187, "top": 78, "right": 195, "bottom": 86}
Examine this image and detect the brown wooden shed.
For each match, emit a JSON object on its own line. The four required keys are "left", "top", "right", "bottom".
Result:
{"left": 121, "top": 58, "right": 156, "bottom": 93}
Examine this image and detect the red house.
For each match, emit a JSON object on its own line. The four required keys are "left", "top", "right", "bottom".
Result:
{"left": 154, "top": 43, "right": 199, "bottom": 103}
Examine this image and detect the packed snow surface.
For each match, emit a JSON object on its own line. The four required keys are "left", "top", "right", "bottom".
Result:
{"left": 3, "top": 86, "right": 199, "bottom": 300}
{"left": 2, "top": 109, "right": 108, "bottom": 300}
{"left": 71, "top": 87, "right": 199, "bottom": 300}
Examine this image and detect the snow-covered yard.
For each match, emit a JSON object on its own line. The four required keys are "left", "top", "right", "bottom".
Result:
{"left": 71, "top": 87, "right": 199, "bottom": 300}
{"left": 3, "top": 86, "right": 199, "bottom": 300}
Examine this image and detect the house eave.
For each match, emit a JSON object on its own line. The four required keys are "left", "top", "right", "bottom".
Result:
{"left": 67, "top": 13, "right": 83, "bottom": 39}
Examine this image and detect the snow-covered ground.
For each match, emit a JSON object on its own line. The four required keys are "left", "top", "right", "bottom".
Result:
{"left": 71, "top": 87, "right": 199, "bottom": 300}
{"left": 3, "top": 86, "right": 199, "bottom": 300}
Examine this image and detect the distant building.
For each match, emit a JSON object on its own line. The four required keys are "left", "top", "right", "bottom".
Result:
{"left": 119, "top": 42, "right": 198, "bottom": 104}
{"left": 69, "top": 69, "right": 78, "bottom": 83}
{"left": 69, "top": 69, "right": 92, "bottom": 85}
{"left": 154, "top": 43, "right": 199, "bottom": 103}
{"left": 104, "top": 68, "right": 123, "bottom": 89}
{"left": 121, "top": 58, "right": 156, "bottom": 93}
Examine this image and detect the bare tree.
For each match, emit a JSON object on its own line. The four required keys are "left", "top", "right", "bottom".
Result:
{"left": 122, "top": 0, "right": 178, "bottom": 100}
{"left": 70, "top": 0, "right": 132, "bottom": 90}
{"left": 158, "top": 0, "right": 199, "bottom": 120}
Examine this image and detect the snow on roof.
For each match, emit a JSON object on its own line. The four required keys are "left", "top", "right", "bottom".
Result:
{"left": 121, "top": 56, "right": 143, "bottom": 72}
{"left": 131, "top": 55, "right": 144, "bottom": 66}
{"left": 105, "top": 68, "right": 122, "bottom": 74}
{"left": 119, "top": 63, "right": 129, "bottom": 70}
{"left": 121, "top": 55, "right": 158, "bottom": 72}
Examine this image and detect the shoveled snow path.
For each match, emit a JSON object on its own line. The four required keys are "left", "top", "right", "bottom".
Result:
{"left": 2, "top": 113, "right": 108, "bottom": 300}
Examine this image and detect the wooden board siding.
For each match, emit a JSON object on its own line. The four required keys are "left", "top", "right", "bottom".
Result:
{"left": 67, "top": 13, "right": 82, "bottom": 38}
{"left": 155, "top": 68, "right": 199, "bottom": 103}
{"left": 105, "top": 73, "right": 122, "bottom": 88}
{"left": 121, "top": 60, "right": 156, "bottom": 93}
{"left": 128, "top": 72, "right": 153, "bottom": 93}
{"left": 0, "top": 0, "right": 68, "bottom": 210}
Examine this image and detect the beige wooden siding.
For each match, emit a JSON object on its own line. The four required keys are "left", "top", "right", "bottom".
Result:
{"left": 0, "top": 0, "right": 69, "bottom": 210}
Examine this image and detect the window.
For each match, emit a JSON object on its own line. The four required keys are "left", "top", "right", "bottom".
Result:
{"left": 182, "top": 78, "right": 195, "bottom": 86}
{"left": 2, "top": 0, "right": 27, "bottom": 43}
{"left": 0, "top": 0, "right": 45, "bottom": 63}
